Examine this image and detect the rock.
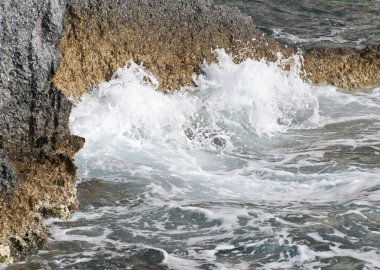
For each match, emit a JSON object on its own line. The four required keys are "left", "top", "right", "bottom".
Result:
{"left": 0, "top": 0, "right": 84, "bottom": 263}
{"left": 0, "top": 245, "right": 13, "bottom": 264}
{"left": 304, "top": 45, "right": 380, "bottom": 89}
{"left": 0, "top": 0, "right": 70, "bottom": 152}
{"left": 0, "top": 150, "right": 17, "bottom": 197}
{"left": 53, "top": 0, "right": 293, "bottom": 101}
{"left": 53, "top": 0, "right": 380, "bottom": 102}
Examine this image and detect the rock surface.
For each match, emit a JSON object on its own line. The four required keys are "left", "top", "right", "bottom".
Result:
{"left": 304, "top": 45, "right": 380, "bottom": 89}
{"left": 0, "top": 0, "right": 379, "bottom": 264}
{"left": 0, "top": 150, "right": 17, "bottom": 197}
{"left": 0, "top": 0, "right": 83, "bottom": 263}
{"left": 53, "top": 0, "right": 293, "bottom": 101}
{"left": 54, "top": 0, "right": 380, "bottom": 102}
{"left": 0, "top": 245, "right": 13, "bottom": 264}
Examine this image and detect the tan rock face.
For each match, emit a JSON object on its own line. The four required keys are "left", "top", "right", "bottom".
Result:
{"left": 54, "top": 1, "right": 380, "bottom": 102}
{"left": 304, "top": 45, "right": 380, "bottom": 89}
{"left": 0, "top": 135, "right": 84, "bottom": 262}
{"left": 53, "top": 0, "right": 292, "bottom": 101}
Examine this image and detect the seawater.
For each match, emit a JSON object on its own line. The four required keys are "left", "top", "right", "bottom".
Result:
{"left": 217, "top": 0, "right": 380, "bottom": 48}
{"left": 6, "top": 49, "right": 380, "bottom": 270}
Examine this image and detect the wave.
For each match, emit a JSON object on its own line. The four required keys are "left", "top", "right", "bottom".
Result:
{"left": 70, "top": 49, "right": 319, "bottom": 152}
{"left": 70, "top": 49, "right": 380, "bottom": 203}
{"left": 63, "top": 50, "right": 380, "bottom": 269}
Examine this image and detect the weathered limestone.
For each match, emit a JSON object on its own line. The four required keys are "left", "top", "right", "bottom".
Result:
{"left": 0, "top": 245, "right": 13, "bottom": 264}
{"left": 53, "top": 0, "right": 293, "bottom": 101}
{"left": 304, "top": 45, "right": 380, "bottom": 89}
{"left": 53, "top": 0, "right": 380, "bottom": 102}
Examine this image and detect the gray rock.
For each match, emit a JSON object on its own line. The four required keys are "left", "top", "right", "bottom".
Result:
{"left": 0, "top": 0, "right": 71, "bottom": 158}
{"left": 0, "top": 149, "right": 17, "bottom": 196}
{"left": 0, "top": 0, "right": 83, "bottom": 263}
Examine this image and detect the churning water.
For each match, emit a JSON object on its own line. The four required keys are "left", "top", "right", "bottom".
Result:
{"left": 5, "top": 1, "right": 380, "bottom": 269}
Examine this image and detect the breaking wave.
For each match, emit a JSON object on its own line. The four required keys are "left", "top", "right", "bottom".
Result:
{"left": 54, "top": 50, "right": 380, "bottom": 269}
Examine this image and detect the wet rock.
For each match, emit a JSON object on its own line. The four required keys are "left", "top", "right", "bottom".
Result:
{"left": 135, "top": 248, "right": 166, "bottom": 265}
{"left": 54, "top": 0, "right": 380, "bottom": 102}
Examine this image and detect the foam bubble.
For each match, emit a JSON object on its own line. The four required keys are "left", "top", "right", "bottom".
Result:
{"left": 64, "top": 50, "right": 380, "bottom": 269}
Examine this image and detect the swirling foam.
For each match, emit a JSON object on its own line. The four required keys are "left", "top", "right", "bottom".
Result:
{"left": 65, "top": 50, "right": 380, "bottom": 269}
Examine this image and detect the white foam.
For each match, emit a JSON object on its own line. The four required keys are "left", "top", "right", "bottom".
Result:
{"left": 66, "top": 49, "right": 380, "bottom": 269}
{"left": 71, "top": 50, "right": 319, "bottom": 153}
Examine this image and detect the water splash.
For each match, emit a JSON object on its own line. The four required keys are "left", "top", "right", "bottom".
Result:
{"left": 70, "top": 50, "right": 319, "bottom": 153}
{"left": 61, "top": 50, "right": 380, "bottom": 270}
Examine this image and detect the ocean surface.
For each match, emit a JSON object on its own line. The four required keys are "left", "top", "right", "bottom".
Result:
{"left": 5, "top": 1, "right": 380, "bottom": 269}
{"left": 217, "top": 0, "right": 380, "bottom": 48}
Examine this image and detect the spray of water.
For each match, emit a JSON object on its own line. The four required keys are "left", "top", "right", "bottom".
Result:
{"left": 71, "top": 49, "right": 319, "bottom": 155}
{"left": 66, "top": 50, "right": 380, "bottom": 269}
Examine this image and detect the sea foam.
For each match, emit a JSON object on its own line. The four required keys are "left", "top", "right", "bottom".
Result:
{"left": 67, "top": 50, "right": 380, "bottom": 270}
{"left": 70, "top": 50, "right": 319, "bottom": 153}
